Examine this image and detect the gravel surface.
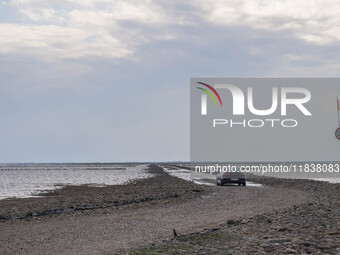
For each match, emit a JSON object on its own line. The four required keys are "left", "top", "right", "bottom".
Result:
{"left": 0, "top": 164, "right": 326, "bottom": 255}
{"left": 132, "top": 172, "right": 340, "bottom": 255}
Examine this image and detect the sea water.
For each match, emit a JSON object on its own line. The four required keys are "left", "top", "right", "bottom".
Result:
{"left": 0, "top": 164, "right": 150, "bottom": 199}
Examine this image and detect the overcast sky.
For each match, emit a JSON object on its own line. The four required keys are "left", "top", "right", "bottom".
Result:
{"left": 1, "top": 0, "right": 340, "bottom": 162}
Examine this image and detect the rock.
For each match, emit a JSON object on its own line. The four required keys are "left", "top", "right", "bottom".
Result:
{"left": 317, "top": 243, "right": 337, "bottom": 249}
{"left": 325, "top": 229, "right": 340, "bottom": 235}
{"left": 268, "top": 238, "right": 291, "bottom": 243}
{"left": 320, "top": 238, "right": 334, "bottom": 243}
{"left": 302, "top": 241, "right": 316, "bottom": 247}
{"left": 291, "top": 238, "right": 301, "bottom": 244}
{"left": 285, "top": 248, "right": 297, "bottom": 254}
{"left": 262, "top": 245, "right": 276, "bottom": 253}
{"left": 227, "top": 219, "right": 235, "bottom": 225}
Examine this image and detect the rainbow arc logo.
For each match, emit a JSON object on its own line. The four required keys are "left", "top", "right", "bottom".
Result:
{"left": 196, "top": 82, "right": 223, "bottom": 106}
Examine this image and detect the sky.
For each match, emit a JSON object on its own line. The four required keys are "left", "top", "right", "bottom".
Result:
{"left": 1, "top": 0, "right": 340, "bottom": 163}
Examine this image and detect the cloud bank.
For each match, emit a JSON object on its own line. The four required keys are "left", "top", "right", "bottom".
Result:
{"left": 2, "top": 0, "right": 340, "bottom": 61}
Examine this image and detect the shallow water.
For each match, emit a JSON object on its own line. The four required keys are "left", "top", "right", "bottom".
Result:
{"left": 181, "top": 163, "right": 340, "bottom": 184}
{"left": 0, "top": 164, "right": 150, "bottom": 199}
{"left": 163, "top": 167, "right": 263, "bottom": 187}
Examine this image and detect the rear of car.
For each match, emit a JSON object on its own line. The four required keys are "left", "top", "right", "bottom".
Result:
{"left": 216, "top": 171, "right": 246, "bottom": 186}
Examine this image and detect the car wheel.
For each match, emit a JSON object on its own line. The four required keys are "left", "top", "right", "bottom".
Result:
{"left": 238, "top": 183, "right": 241, "bottom": 186}
{"left": 243, "top": 182, "right": 246, "bottom": 186}
{"left": 216, "top": 181, "right": 220, "bottom": 186}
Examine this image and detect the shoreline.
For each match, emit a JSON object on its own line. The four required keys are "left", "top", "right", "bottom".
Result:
{"left": 0, "top": 164, "right": 210, "bottom": 220}
{"left": 0, "top": 165, "right": 339, "bottom": 254}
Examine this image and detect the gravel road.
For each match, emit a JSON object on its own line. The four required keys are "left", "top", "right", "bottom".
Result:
{"left": 0, "top": 165, "right": 316, "bottom": 254}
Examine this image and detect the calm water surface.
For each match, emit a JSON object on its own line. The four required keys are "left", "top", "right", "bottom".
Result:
{"left": 0, "top": 164, "right": 150, "bottom": 199}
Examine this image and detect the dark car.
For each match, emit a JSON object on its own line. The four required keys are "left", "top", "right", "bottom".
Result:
{"left": 216, "top": 170, "right": 246, "bottom": 186}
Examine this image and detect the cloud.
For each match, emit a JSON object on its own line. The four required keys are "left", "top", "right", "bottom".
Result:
{"left": 3, "top": 0, "right": 340, "bottom": 62}
{"left": 11, "top": 0, "right": 105, "bottom": 8}
{"left": 199, "top": 0, "right": 340, "bottom": 45}
{"left": 19, "top": 8, "right": 65, "bottom": 22}
{"left": 0, "top": 23, "right": 132, "bottom": 60}
{"left": 2, "top": 1, "right": 340, "bottom": 162}
{"left": 3, "top": 0, "right": 176, "bottom": 61}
